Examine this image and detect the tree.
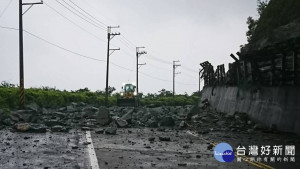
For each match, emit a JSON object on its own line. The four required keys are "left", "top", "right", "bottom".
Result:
{"left": 246, "top": 16, "right": 258, "bottom": 42}
{"left": 257, "top": 0, "right": 269, "bottom": 16}
{"left": 76, "top": 87, "right": 90, "bottom": 93}
{"left": 0, "top": 81, "right": 15, "bottom": 88}
{"left": 245, "top": 0, "right": 269, "bottom": 42}
{"left": 106, "top": 86, "right": 116, "bottom": 95}
{"left": 158, "top": 89, "right": 172, "bottom": 97}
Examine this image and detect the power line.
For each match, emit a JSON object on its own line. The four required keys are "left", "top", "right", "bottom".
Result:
{"left": 0, "top": 25, "right": 106, "bottom": 62}
{"left": 44, "top": 2, "right": 107, "bottom": 44}
{"left": 68, "top": 0, "right": 107, "bottom": 28}
{"left": 0, "top": 0, "right": 13, "bottom": 19}
{"left": 65, "top": 0, "right": 140, "bottom": 62}
{"left": 61, "top": 0, "right": 106, "bottom": 30}
{"left": 65, "top": 0, "right": 138, "bottom": 53}
{"left": 51, "top": 1, "right": 198, "bottom": 84}
{"left": 45, "top": 2, "right": 120, "bottom": 49}
{"left": 55, "top": 0, "right": 105, "bottom": 30}
{"left": 25, "top": 30, "right": 106, "bottom": 62}
{"left": 147, "top": 54, "right": 172, "bottom": 65}
{"left": 0, "top": 26, "right": 197, "bottom": 86}
{"left": 117, "top": 37, "right": 134, "bottom": 51}
{"left": 120, "top": 34, "right": 136, "bottom": 47}
{"left": 182, "top": 65, "right": 198, "bottom": 73}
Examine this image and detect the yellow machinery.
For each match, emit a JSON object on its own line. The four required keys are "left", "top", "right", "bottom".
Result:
{"left": 117, "top": 83, "right": 138, "bottom": 107}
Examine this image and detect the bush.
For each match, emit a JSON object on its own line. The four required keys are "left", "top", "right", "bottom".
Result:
{"left": 0, "top": 82, "right": 200, "bottom": 109}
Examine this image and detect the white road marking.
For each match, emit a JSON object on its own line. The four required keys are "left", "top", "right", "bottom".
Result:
{"left": 86, "top": 131, "right": 100, "bottom": 169}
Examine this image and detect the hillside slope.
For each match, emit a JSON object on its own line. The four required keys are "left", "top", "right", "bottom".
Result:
{"left": 246, "top": 0, "right": 300, "bottom": 51}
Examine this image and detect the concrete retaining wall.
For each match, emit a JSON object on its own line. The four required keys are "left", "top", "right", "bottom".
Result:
{"left": 201, "top": 86, "right": 300, "bottom": 134}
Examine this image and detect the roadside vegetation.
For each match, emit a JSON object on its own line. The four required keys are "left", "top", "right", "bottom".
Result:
{"left": 0, "top": 81, "right": 199, "bottom": 109}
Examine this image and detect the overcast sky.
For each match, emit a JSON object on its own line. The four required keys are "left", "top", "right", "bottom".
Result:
{"left": 0, "top": 0, "right": 258, "bottom": 95}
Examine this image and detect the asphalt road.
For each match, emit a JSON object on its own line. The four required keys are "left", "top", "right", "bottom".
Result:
{"left": 0, "top": 129, "right": 90, "bottom": 169}
{"left": 0, "top": 128, "right": 299, "bottom": 169}
{"left": 91, "top": 128, "right": 257, "bottom": 169}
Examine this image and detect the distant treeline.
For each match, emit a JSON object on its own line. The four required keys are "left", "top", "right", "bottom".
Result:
{"left": 0, "top": 81, "right": 200, "bottom": 109}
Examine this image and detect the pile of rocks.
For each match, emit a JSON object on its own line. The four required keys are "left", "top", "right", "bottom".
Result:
{"left": 108, "top": 106, "right": 193, "bottom": 129}
{"left": 0, "top": 102, "right": 111, "bottom": 132}
{"left": 188, "top": 99, "right": 274, "bottom": 135}
{"left": 0, "top": 103, "right": 194, "bottom": 133}
{"left": 0, "top": 101, "right": 268, "bottom": 134}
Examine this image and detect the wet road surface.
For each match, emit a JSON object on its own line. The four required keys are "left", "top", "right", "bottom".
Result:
{"left": 91, "top": 128, "right": 258, "bottom": 169}
{"left": 0, "top": 129, "right": 90, "bottom": 169}
{"left": 0, "top": 127, "right": 299, "bottom": 169}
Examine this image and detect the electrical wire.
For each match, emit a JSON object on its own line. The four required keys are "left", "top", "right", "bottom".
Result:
{"left": 61, "top": 0, "right": 106, "bottom": 30}
{"left": 45, "top": 2, "right": 107, "bottom": 44}
{"left": 0, "top": 25, "right": 198, "bottom": 85}
{"left": 0, "top": 0, "right": 200, "bottom": 88}
{"left": 68, "top": 0, "right": 107, "bottom": 28}
{"left": 55, "top": 0, "right": 105, "bottom": 30}
{"left": 0, "top": 0, "right": 13, "bottom": 19}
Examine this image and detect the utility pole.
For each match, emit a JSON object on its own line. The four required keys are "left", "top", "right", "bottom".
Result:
{"left": 105, "top": 26, "right": 120, "bottom": 107}
{"left": 173, "top": 60, "right": 181, "bottom": 97}
{"left": 136, "top": 47, "right": 147, "bottom": 96}
{"left": 19, "top": 0, "right": 43, "bottom": 109}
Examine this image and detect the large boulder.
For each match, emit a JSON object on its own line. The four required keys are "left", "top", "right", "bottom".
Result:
{"left": 160, "top": 116, "right": 175, "bottom": 127}
{"left": 146, "top": 119, "right": 158, "bottom": 128}
{"left": 121, "top": 108, "right": 134, "bottom": 123}
{"left": 10, "top": 110, "right": 39, "bottom": 123}
{"left": 187, "top": 106, "right": 201, "bottom": 120}
{"left": 115, "top": 118, "right": 128, "bottom": 128}
{"left": 105, "top": 127, "right": 117, "bottom": 135}
{"left": 15, "top": 123, "right": 31, "bottom": 132}
{"left": 95, "top": 107, "right": 111, "bottom": 126}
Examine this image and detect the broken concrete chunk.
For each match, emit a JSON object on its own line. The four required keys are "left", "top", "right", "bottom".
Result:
{"left": 16, "top": 123, "right": 31, "bottom": 132}
{"left": 83, "top": 141, "right": 91, "bottom": 145}
{"left": 58, "top": 107, "right": 67, "bottom": 112}
{"left": 105, "top": 127, "right": 117, "bottom": 135}
{"left": 159, "top": 136, "right": 171, "bottom": 141}
{"left": 45, "top": 120, "right": 63, "bottom": 127}
{"left": 66, "top": 105, "right": 76, "bottom": 112}
{"left": 146, "top": 120, "right": 158, "bottom": 128}
{"left": 115, "top": 118, "right": 128, "bottom": 128}
{"left": 121, "top": 108, "right": 134, "bottom": 123}
{"left": 178, "top": 163, "right": 187, "bottom": 166}
{"left": 160, "top": 116, "right": 175, "bottom": 126}
{"left": 179, "top": 121, "right": 186, "bottom": 129}
{"left": 95, "top": 128, "right": 104, "bottom": 134}
{"left": 148, "top": 137, "right": 155, "bottom": 142}
{"left": 51, "top": 125, "right": 64, "bottom": 132}
{"left": 30, "top": 124, "right": 47, "bottom": 133}
{"left": 81, "top": 127, "right": 92, "bottom": 131}
{"left": 96, "top": 108, "right": 111, "bottom": 126}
